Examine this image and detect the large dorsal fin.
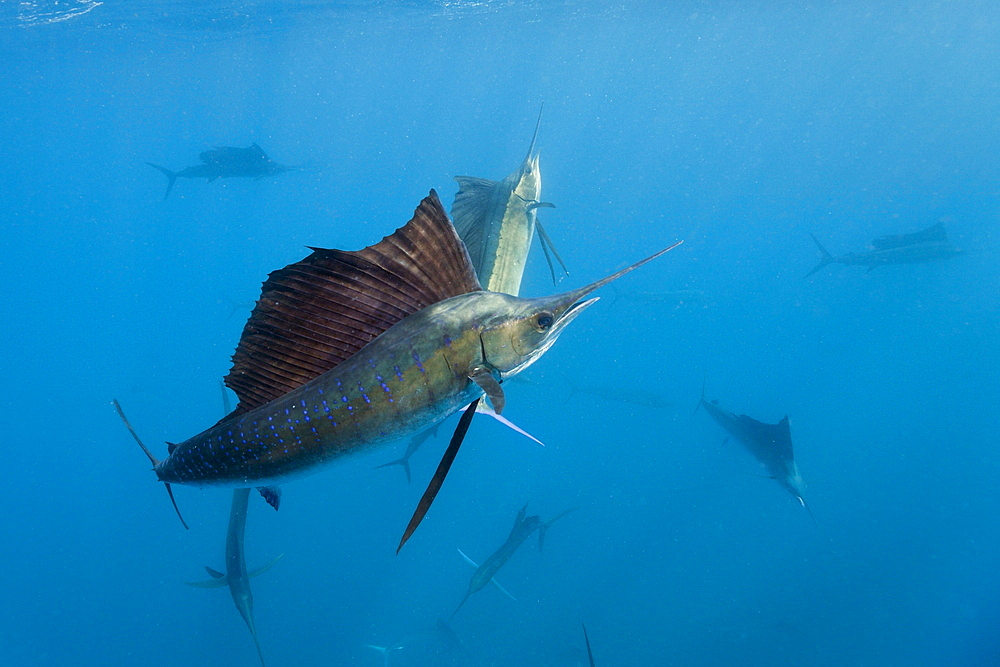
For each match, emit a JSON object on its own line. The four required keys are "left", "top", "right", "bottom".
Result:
{"left": 224, "top": 190, "right": 481, "bottom": 415}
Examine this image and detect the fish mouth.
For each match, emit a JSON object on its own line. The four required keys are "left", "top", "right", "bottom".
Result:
{"left": 552, "top": 296, "right": 599, "bottom": 335}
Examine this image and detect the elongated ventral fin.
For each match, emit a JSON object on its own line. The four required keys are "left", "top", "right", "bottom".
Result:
{"left": 535, "top": 220, "right": 569, "bottom": 284}
{"left": 471, "top": 368, "right": 505, "bottom": 414}
{"left": 397, "top": 398, "right": 480, "bottom": 554}
{"left": 205, "top": 566, "right": 226, "bottom": 579}
{"left": 224, "top": 191, "right": 481, "bottom": 417}
{"left": 112, "top": 399, "right": 189, "bottom": 530}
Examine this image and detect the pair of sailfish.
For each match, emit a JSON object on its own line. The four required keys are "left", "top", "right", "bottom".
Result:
{"left": 118, "top": 117, "right": 679, "bottom": 665}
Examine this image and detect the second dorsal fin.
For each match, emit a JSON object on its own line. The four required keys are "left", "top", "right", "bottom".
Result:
{"left": 224, "top": 190, "right": 482, "bottom": 415}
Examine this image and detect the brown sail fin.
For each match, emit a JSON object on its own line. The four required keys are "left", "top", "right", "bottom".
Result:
{"left": 225, "top": 190, "right": 481, "bottom": 416}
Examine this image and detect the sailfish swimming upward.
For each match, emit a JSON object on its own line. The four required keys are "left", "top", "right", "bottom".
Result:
{"left": 452, "top": 108, "right": 568, "bottom": 293}
{"left": 118, "top": 191, "right": 680, "bottom": 550}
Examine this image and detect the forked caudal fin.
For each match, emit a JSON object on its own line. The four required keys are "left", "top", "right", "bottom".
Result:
{"left": 112, "top": 399, "right": 189, "bottom": 530}
{"left": 375, "top": 456, "right": 412, "bottom": 483}
{"left": 146, "top": 163, "right": 179, "bottom": 200}
{"left": 804, "top": 233, "right": 835, "bottom": 277}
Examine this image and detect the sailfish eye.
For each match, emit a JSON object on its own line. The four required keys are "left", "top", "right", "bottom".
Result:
{"left": 534, "top": 311, "right": 554, "bottom": 330}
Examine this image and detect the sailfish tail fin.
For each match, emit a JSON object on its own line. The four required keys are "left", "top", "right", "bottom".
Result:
{"left": 375, "top": 456, "right": 411, "bottom": 483}
{"left": 804, "top": 233, "right": 835, "bottom": 277}
{"left": 539, "top": 507, "right": 578, "bottom": 554}
{"left": 112, "top": 399, "right": 189, "bottom": 530}
{"left": 146, "top": 163, "right": 178, "bottom": 199}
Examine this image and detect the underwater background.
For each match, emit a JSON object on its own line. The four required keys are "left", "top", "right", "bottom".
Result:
{"left": 2, "top": 1, "right": 998, "bottom": 665}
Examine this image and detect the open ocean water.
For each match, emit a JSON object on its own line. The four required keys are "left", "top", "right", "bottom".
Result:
{"left": 2, "top": 1, "right": 998, "bottom": 665}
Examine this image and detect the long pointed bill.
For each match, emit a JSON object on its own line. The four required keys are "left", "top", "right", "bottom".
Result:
{"left": 559, "top": 240, "right": 684, "bottom": 307}
{"left": 113, "top": 399, "right": 189, "bottom": 530}
{"left": 507, "top": 241, "right": 684, "bottom": 374}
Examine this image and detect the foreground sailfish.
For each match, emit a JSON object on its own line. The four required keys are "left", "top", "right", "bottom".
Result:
{"left": 453, "top": 504, "right": 575, "bottom": 616}
{"left": 698, "top": 393, "right": 812, "bottom": 518}
{"left": 452, "top": 109, "right": 568, "bottom": 292}
{"left": 123, "top": 191, "right": 679, "bottom": 550}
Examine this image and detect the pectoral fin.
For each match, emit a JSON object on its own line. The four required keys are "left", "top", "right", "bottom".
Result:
{"left": 184, "top": 566, "right": 228, "bottom": 588}
{"left": 248, "top": 553, "right": 284, "bottom": 578}
{"left": 457, "top": 548, "right": 479, "bottom": 569}
{"left": 471, "top": 369, "right": 505, "bottom": 415}
{"left": 491, "top": 577, "right": 516, "bottom": 601}
{"left": 476, "top": 401, "right": 544, "bottom": 446}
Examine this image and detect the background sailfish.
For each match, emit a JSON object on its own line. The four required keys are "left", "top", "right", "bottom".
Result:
{"left": 697, "top": 392, "right": 814, "bottom": 522}
{"left": 452, "top": 108, "right": 568, "bottom": 295}
{"left": 184, "top": 488, "right": 283, "bottom": 667}
{"left": 453, "top": 504, "right": 575, "bottom": 616}
{"left": 180, "top": 383, "right": 282, "bottom": 667}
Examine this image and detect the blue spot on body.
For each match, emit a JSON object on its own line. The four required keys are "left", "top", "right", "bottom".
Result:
{"left": 394, "top": 365, "right": 403, "bottom": 380}
{"left": 413, "top": 351, "right": 425, "bottom": 373}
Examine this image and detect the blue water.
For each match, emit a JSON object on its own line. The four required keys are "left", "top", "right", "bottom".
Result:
{"left": 2, "top": 2, "right": 998, "bottom": 665}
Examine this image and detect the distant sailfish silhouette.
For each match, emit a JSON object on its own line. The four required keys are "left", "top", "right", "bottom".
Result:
{"left": 805, "top": 222, "right": 961, "bottom": 276}
{"left": 698, "top": 391, "right": 814, "bottom": 521}
{"left": 453, "top": 504, "right": 575, "bottom": 616}
{"left": 147, "top": 143, "right": 295, "bottom": 199}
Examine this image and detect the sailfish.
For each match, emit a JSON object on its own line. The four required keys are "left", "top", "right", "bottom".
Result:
{"left": 805, "top": 222, "right": 961, "bottom": 276}
{"left": 377, "top": 112, "right": 559, "bottom": 480}
{"left": 179, "top": 383, "right": 282, "bottom": 667}
{"left": 452, "top": 108, "right": 568, "bottom": 293}
{"left": 697, "top": 392, "right": 813, "bottom": 519}
{"left": 117, "top": 191, "right": 680, "bottom": 552}
{"left": 453, "top": 504, "right": 575, "bottom": 616}
{"left": 184, "top": 488, "right": 283, "bottom": 666}
{"left": 147, "top": 143, "right": 295, "bottom": 199}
